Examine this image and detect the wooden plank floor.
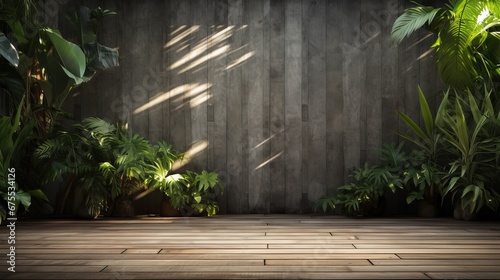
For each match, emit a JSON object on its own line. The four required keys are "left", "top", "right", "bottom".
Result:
{"left": 1, "top": 215, "right": 500, "bottom": 279}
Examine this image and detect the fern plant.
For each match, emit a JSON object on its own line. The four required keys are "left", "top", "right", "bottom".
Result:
{"left": 35, "top": 117, "right": 155, "bottom": 217}
{"left": 391, "top": 0, "right": 500, "bottom": 90}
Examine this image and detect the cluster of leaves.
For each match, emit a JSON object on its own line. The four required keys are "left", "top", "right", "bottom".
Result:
{"left": 317, "top": 144, "right": 419, "bottom": 216}
{"left": 438, "top": 89, "right": 500, "bottom": 213}
{"left": 0, "top": 1, "right": 119, "bottom": 221}
{"left": 391, "top": 0, "right": 500, "bottom": 90}
{"left": 384, "top": 0, "right": 500, "bottom": 217}
{"left": 0, "top": 1, "right": 119, "bottom": 134}
{"left": 398, "top": 86, "right": 500, "bottom": 215}
{"left": 150, "top": 170, "right": 221, "bottom": 217}
{"left": 0, "top": 98, "right": 47, "bottom": 220}
{"left": 35, "top": 117, "right": 223, "bottom": 218}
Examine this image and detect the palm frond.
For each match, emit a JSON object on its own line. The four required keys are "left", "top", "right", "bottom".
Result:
{"left": 391, "top": 5, "right": 445, "bottom": 45}
{"left": 436, "top": 0, "right": 500, "bottom": 89}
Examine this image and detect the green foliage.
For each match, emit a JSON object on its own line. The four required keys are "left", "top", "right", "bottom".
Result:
{"left": 36, "top": 118, "right": 223, "bottom": 218}
{"left": 437, "top": 89, "right": 500, "bottom": 214}
{"left": 0, "top": 2, "right": 119, "bottom": 135}
{"left": 391, "top": 0, "right": 500, "bottom": 90}
{"left": 153, "top": 170, "right": 222, "bottom": 217}
{"left": 0, "top": 99, "right": 47, "bottom": 221}
{"left": 317, "top": 144, "right": 407, "bottom": 216}
{"left": 397, "top": 86, "right": 447, "bottom": 204}
{"left": 35, "top": 117, "right": 154, "bottom": 217}
{"left": 398, "top": 86, "right": 443, "bottom": 162}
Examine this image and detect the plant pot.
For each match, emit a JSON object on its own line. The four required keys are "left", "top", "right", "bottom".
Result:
{"left": 112, "top": 199, "right": 135, "bottom": 217}
{"left": 418, "top": 200, "right": 437, "bottom": 218}
{"left": 160, "top": 197, "right": 182, "bottom": 217}
{"left": 453, "top": 201, "right": 477, "bottom": 221}
{"left": 357, "top": 197, "right": 385, "bottom": 217}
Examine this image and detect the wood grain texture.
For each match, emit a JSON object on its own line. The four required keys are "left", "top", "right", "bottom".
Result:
{"left": 1, "top": 216, "right": 499, "bottom": 279}
{"left": 69, "top": 0, "right": 442, "bottom": 214}
{"left": 269, "top": 0, "right": 286, "bottom": 214}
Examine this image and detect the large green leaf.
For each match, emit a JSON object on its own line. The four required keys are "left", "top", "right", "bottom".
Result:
{"left": 0, "top": 31, "right": 19, "bottom": 67}
{"left": 391, "top": 6, "right": 445, "bottom": 45}
{"left": 44, "top": 29, "right": 86, "bottom": 82}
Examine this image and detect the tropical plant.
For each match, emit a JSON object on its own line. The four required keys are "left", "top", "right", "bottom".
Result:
{"left": 391, "top": 0, "right": 500, "bottom": 90}
{"left": 398, "top": 86, "right": 446, "bottom": 204}
{"left": 0, "top": 98, "right": 47, "bottom": 221}
{"left": 151, "top": 169, "right": 222, "bottom": 217}
{"left": 34, "top": 117, "right": 154, "bottom": 218}
{"left": 437, "top": 89, "right": 500, "bottom": 215}
{"left": 317, "top": 144, "right": 406, "bottom": 216}
{"left": 0, "top": 0, "right": 119, "bottom": 135}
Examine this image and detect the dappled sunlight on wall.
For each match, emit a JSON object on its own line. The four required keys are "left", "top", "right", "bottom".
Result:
{"left": 75, "top": 0, "right": 441, "bottom": 215}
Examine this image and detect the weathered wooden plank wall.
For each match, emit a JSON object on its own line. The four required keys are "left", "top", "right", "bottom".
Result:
{"left": 67, "top": 0, "right": 441, "bottom": 214}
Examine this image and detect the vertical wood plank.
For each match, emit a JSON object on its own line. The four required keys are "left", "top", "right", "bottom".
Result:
{"left": 130, "top": 1, "right": 150, "bottom": 137}
{"left": 306, "top": 0, "right": 327, "bottom": 211}
{"left": 300, "top": 0, "right": 309, "bottom": 213}
{"left": 269, "top": 0, "right": 286, "bottom": 213}
{"left": 326, "top": 0, "right": 344, "bottom": 200}
{"left": 401, "top": 1, "right": 421, "bottom": 140}
{"left": 147, "top": 0, "right": 165, "bottom": 144}
{"left": 226, "top": 0, "right": 245, "bottom": 213}
{"left": 247, "top": 0, "right": 269, "bottom": 213}
{"left": 261, "top": 0, "right": 272, "bottom": 213}
{"left": 341, "top": 0, "right": 362, "bottom": 176}
{"left": 162, "top": 1, "right": 172, "bottom": 144}
{"left": 284, "top": 0, "right": 303, "bottom": 213}
{"left": 120, "top": 1, "right": 134, "bottom": 126}
{"left": 380, "top": 0, "right": 400, "bottom": 145}
{"left": 189, "top": 0, "right": 209, "bottom": 170}
{"left": 363, "top": 0, "right": 383, "bottom": 163}
{"left": 168, "top": 0, "right": 190, "bottom": 153}
{"left": 208, "top": 0, "right": 229, "bottom": 213}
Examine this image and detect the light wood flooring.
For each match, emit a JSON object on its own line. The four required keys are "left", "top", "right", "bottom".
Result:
{"left": 1, "top": 215, "right": 500, "bottom": 279}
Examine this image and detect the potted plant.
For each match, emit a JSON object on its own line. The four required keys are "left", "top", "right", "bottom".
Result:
{"left": 144, "top": 141, "right": 184, "bottom": 216}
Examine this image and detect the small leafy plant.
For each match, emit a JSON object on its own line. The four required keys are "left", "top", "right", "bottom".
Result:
{"left": 317, "top": 144, "right": 406, "bottom": 216}
{"left": 152, "top": 170, "right": 222, "bottom": 217}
